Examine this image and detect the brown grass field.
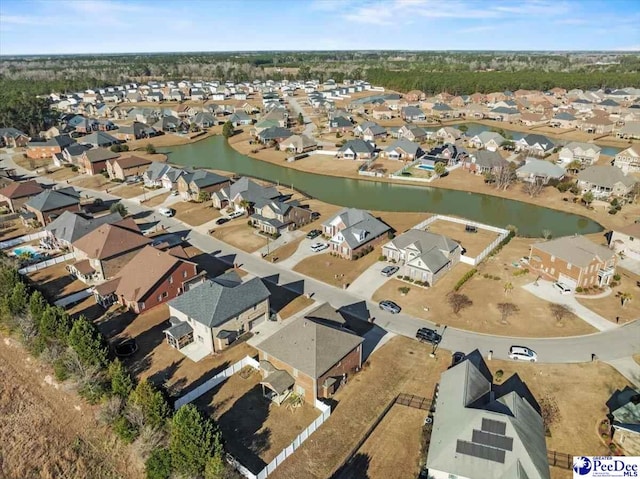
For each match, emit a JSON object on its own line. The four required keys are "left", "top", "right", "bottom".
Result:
{"left": 213, "top": 222, "right": 268, "bottom": 253}
{"left": 294, "top": 247, "right": 381, "bottom": 288}
{"left": 172, "top": 200, "right": 220, "bottom": 226}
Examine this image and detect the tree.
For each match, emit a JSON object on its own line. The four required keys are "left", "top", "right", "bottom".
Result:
{"left": 567, "top": 160, "right": 582, "bottom": 173}
{"left": 146, "top": 448, "right": 172, "bottom": 479}
{"left": 619, "top": 291, "right": 633, "bottom": 307}
{"left": 434, "top": 162, "right": 447, "bottom": 177}
{"left": 204, "top": 433, "right": 226, "bottom": 479}
{"left": 542, "top": 229, "right": 552, "bottom": 240}
{"left": 297, "top": 112, "right": 304, "bottom": 126}
{"left": 496, "top": 302, "right": 519, "bottom": 324}
{"left": 198, "top": 191, "right": 211, "bottom": 203}
{"left": 108, "top": 359, "right": 134, "bottom": 399}
{"left": 110, "top": 202, "right": 128, "bottom": 217}
{"left": 130, "top": 380, "right": 170, "bottom": 429}
{"left": 239, "top": 199, "right": 251, "bottom": 216}
{"left": 448, "top": 293, "right": 473, "bottom": 315}
{"left": 494, "top": 164, "right": 517, "bottom": 190}
{"left": 582, "top": 191, "right": 594, "bottom": 207}
{"left": 522, "top": 178, "right": 545, "bottom": 197}
{"left": 549, "top": 303, "right": 572, "bottom": 322}
{"left": 503, "top": 282, "right": 513, "bottom": 295}
{"left": 38, "top": 305, "right": 73, "bottom": 343}
{"left": 68, "top": 315, "right": 109, "bottom": 368}
{"left": 171, "top": 404, "right": 218, "bottom": 477}
{"left": 222, "top": 121, "right": 234, "bottom": 139}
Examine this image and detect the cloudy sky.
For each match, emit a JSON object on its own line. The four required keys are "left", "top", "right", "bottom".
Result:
{"left": 0, "top": 0, "right": 639, "bottom": 55}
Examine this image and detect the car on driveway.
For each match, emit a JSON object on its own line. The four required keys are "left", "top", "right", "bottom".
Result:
{"left": 508, "top": 346, "right": 537, "bottom": 362}
{"left": 215, "top": 217, "right": 230, "bottom": 225}
{"left": 416, "top": 327, "right": 441, "bottom": 344}
{"left": 379, "top": 300, "right": 401, "bottom": 314}
{"left": 310, "top": 242, "right": 328, "bottom": 252}
{"left": 553, "top": 281, "right": 571, "bottom": 295}
{"left": 306, "top": 229, "right": 321, "bottom": 239}
{"left": 381, "top": 265, "right": 399, "bottom": 277}
{"left": 158, "top": 207, "right": 174, "bottom": 217}
{"left": 228, "top": 210, "right": 243, "bottom": 219}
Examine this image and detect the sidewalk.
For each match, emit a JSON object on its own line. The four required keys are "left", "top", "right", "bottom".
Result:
{"left": 605, "top": 357, "right": 640, "bottom": 388}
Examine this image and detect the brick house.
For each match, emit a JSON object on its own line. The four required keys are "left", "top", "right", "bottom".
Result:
{"left": 0, "top": 127, "right": 29, "bottom": 148}
{"left": 256, "top": 306, "right": 363, "bottom": 405}
{"left": 0, "top": 180, "right": 43, "bottom": 213}
{"left": 81, "top": 148, "right": 120, "bottom": 175}
{"left": 250, "top": 199, "right": 314, "bottom": 234}
{"left": 176, "top": 170, "right": 230, "bottom": 201}
{"left": 528, "top": 235, "right": 616, "bottom": 289}
{"left": 322, "top": 208, "right": 391, "bottom": 259}
{"left": 23, "top": 187, "right": 81, "bottom": 226}
{"left": 106, "top": 155, "right": 152, "bottom": 181}
{"left": 26, "top": 135, "right": 75, "bottom": 159}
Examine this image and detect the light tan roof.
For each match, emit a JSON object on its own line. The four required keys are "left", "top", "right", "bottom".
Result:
{"left": 114, "top": 246, "right": 197, "bottom": 302}
{"left": 73, "top": 259, "right": 95, "bottom": 275}
{"left": 531, "top": 235, "right": 614, "bottom": 267}
{"left": 72, "top": 223, "right": 150, "bottom": 259}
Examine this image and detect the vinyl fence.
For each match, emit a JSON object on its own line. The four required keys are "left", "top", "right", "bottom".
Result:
{"left": 0, "top": 230, "right": 47, "bottom": 250}
{"left": 54, "top": 287, "right": 94, "bottom": 307}
{"left": 18, "top": 252, "right": 75, "bottom": 274}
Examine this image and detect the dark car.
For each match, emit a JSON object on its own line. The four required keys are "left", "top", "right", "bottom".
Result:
{"left": 306, "top": 229, "right": 321, "bottom": 239}
{"left": 451, "top": 351, "right": 466, "bottom": 367}
{"left": 415, "top": 327, "right": 441, "bottom": 344}
{"left": 215, "top": 217, "right": 230, "bottom": 225}
{"left": 381, "top": 265, "right": 399, "bottom": 277}
{"left": 379, "top": 300, "right": 401, "bottom": 314}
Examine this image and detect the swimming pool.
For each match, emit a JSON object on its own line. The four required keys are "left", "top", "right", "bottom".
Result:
{"left": 12, "top": 245, "right": 41, "bottom": 258}
{"left": 416, "top": 164, "right": 436, "bottom": 171}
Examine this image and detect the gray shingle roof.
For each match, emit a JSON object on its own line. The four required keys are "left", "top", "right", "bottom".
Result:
{"left": 388, "top": 229, "right": 460, "bottom": 273}
{"left": 577, "top": 165, "right": 636, "bottom": 188}
{"left": 168, "top": 277, "right": 270, "bottom": 328}
{"left": 183, "top": 170, "right": 228, "bottom": 189}
{"left": 532, "top": 235, "right": 615, "bottom": 267}
{"left": 339, "top": 139, "right": 376, "bottom": 155}
{"left": 473, "top": 150, "right": 509, "bottom": 169}
{"left": 521, "top": 134, "right": 554, "bottom": 150}
{"left": 324, "top": 208, "right": 390, "bottom": 249}
{"left": 516, "top": 159, "right": 565, "bottom": 178}
{"left": 85, "top": 148, "right": 120, "bottom": 163}
{"left": 384, "top": 139, "right": 421, "bottom": 156}
{"left": 25, "top": 188, "right": 80, "bottom": 212}
{"left": 45, "top": 211, "right": 122, "bottom": 244}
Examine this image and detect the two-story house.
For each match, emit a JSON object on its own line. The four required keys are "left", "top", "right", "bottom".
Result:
{"left": 45, "top": 211, "right": 122, "bottom": 249}
{"left": 614, "top": 146, "right": 640, "bottom": 174}
{"left": 576, "top": 165, "right": 636, "bottom": 199}
{"left": 23, "top": 187, "right": 81, "bottom": 226}
{"left": 106, "top": 155, "right": 152, "bottom": 181}
{"left": 0, "top": 180, "right": 44, "bottom": 213}
{"left": 250, "top": 199, "right": 314, "bottom": 234}
{"left": 322, "top": 208, "right": 391, "bottom": 259}
{"left": 176, "top": 170, "right": 230, "bottom": 201}
{"left": 609, "top": 223, "right": 640, "bottom": 262}
{"left": 528, "top": 235, "right": 616, "bottom": 289}
{"left": 558, "top": 141, "right": 602, "bottom": 166}
{"left": 81, "top": 148, "right": 120, "bottom": 176}
{"left": 212, "top": 177, "right": 280, "bottom": 211}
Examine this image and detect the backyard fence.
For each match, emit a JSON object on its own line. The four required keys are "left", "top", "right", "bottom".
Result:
{"left": 0, "top": 212, "right": 20, "bottom": 223}
{"left": 18, "top": 252, "right": 75, "bottom": 275}
{"left": 54, "top": 287, "right": 94, "bottom": 308}
{"left": 0, "top": 230, "right": 47, "bottom": 250}
{"left": 547, "top": 450, "right": 573, "bottom": 469}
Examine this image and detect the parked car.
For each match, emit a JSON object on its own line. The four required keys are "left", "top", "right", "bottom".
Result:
{"left": 170, "top": 190, "right": 179, "bottom": 196}
{"left": 379, "top": 300, "right": 401, "bottom": 314}
{"left": 508, "top": 346, "right": 537, "bottom": 362}
{"left": 465, "top": 224, "right": 478, "bottom": 233}
{"left": 228, "top": 211, "right": 243, "bottom": 219}
{"left": 306, "top": 229, "right": 321, "bottom": 239}
{"left": 310, "top": 242, "right": 328, "bottom": 252}
{"left": 215, "top": 217, "right": 230, "bottom": 225}
{"left": 158, "top": 207, "right": 174, "bottom": 217}
{"left": 126, "top": 175, "right": 142, "bottom": 184}
{"left": 415, "top": 327, "right": 441, "bottom": 344}
{"left": 451, "top": 351, "right": 466, "bottom": 367}
{"left": 381, "top": 265, "right": 399, "bottom": 277}
{"left": 553, "top": 281, "right": 571, "bottom": 295}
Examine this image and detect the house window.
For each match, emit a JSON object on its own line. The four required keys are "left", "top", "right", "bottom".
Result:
{"left": 550, "top": 255, "right": 555, "bottom": 262}
{"left": 567, "top": 263, "right": 572, "bottom": 270}
{"left": 168, "top": 276, "right": 173, "bottom": 284}
{"left": 141, "top": 302, "right": 146, "bottom": 310}
{"left": 183, "top": 270, "right": 188, "bottom": 278}
{"left": 292, "top": 368, "right": 298, "bottom": 378}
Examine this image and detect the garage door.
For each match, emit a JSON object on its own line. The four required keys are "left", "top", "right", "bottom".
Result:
{"left": 558, "top": 273, "right": 577, "bottom": 289}
{"left": 249, "top": 315, "right": 266, "bottom": 329}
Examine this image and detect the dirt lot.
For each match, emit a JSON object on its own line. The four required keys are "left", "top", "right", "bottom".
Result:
{"left": 26, "top": 263, "right": 88, "bottom": 301}
{"left": 195, "top": 372, "right": 320, "bottom": 474}
{"left": 374, "top": 238, "right": 597, "bottom": 337}
{"left": 0, "top": 335, "right": 140, "bottom": 479}
{"left": 214, "top": 222, "right": 267, "bottom": 253}
{"left": 576, "top": 267, "right": 640, "bottom": 325}
{"left": 172, "top": 200, "right": 220, "bottom": 226}
{"left": 72, "top": 175, "right": 113, "bottom": 191}
{"left": 425, "top": 219, "right": 502, "bottom": 257}
{"left": 271, "top": 336, "right": 448, "bottom": 479}
{"left": 43, "top": 166, "right": 78, "bottom": 182}
{"left": 294, "top": 247, "right": 380, "bottom": 288}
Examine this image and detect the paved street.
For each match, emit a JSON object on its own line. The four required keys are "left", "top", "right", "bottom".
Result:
{"left": 2, "top": 150, "right": 640, "bottom": 369}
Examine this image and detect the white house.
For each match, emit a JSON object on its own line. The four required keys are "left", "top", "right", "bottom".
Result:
{"left": 557, "top": 141, "right": 601, "bottom": 166}
{"left": 614, "top": 146, "right": 640, "bottom": 174}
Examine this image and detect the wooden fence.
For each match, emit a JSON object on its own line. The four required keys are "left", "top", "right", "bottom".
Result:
{"left": 395, "top": 393, "right": 432, "bottom": 411}
{"left": 547, "top": 450, "right": 572, "bottom": 470}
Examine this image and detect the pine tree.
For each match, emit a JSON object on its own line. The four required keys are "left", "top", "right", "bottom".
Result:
{"left": 222, "top": 121, "right": 234, "bottom": 139}
{"left": 129, "top": 380, "right": 170, "bottom": 429}
{"left": 68, "top": 315, "right": 109, "bottom": 368}
{"left": 108, "top": 359, "right": 134, "bottom": 399}
{"left": 171, "top": 404, "right": 217, "bottom": 477}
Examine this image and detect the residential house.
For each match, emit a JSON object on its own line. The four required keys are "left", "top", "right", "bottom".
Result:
{"left": 80, "top": 131, "right": 120, "bottom": 148}
{"left": 487, "top": 106, "right": 521, "bottom": 122}
{"left": 0, "top": 127, "right": 29, "bottom": 148}
{"left": 557, "top": 141, "right": 601, "bottom": 166}
{"left": 192, "top": 112, "right": 216, "bottom": 129}
{"left": 106, "top": 155, "right": 152, "bottom": 181}
{"left": 464, "top": 150, "right": 510, "bottom": 175}
{"left": 337, "top": 139, "right": 376, "bottom": 160}
{"left": 371, "top": 105, "right": 394, "bottom": 120}
{"left": 329, "top": 116, "right": 353, "bottom": 133}
{"left": 382, "top": 229, "right": 461, "bottom": 285}
{"left": 229, "top": 111, "right": 252, "bottom": 126}
{"left": 580, "top": 116, "right": 615, "bottom": 134}
{"left": 398, "top": 125, "right": 429, "bottom": 142}
{"left": 426, "top": 350, "right": 550, "bottom": 479}
{"left": 164, "top": 277, "right": 270, "bottom": 358}
{"left": 519, "top": 112, "right": 549, "bottom": 127}
{"left": 23, "top": 187, "right": 81, "bottom": 226}
{"left": 435, "top": 127, "right": 463, "bottom": 143}
{"left": 610, "top": 223, "right": 640, "bottom": 262}
{"left": 577, "top": 166, "right": 636, "bottom": 199}
{"left": 153, "top": 115, "right": 184, "bottom": 132}
{"left": 606, "top": 387, "right": 640, "bottom": 456}
{"left": 212, "top": 176, "right": 280, "bottom": 211}
{"left": 45, "top": 211, "right": 122, "bottom": 249}
{"left": 420, "top": 143, "right": 467, "bottom": 167}
{"left": 278, "top": 134, "right": 317, "bottom": 154}
{"left": 69, "top": 221, "right": 150, "bottom": 281}
{"left": 550, "top": 112, "right": 578, "bottom": 128}
{"left": 250, "top": 199, "right": 314, "bottom": 234}
{"left": 516, "top": 158, "right": 565, "bottom": 184}
{"left": 462, "top": 103, "right": 486, "bottom": 119}
{"left": 257, "top": 126, "right": 293, "bottom": 144}
{"left": 27, "top": 135, "right": 75, "bottom": 159}
{"left": 617, "top": 121, "right": 640, "bottom": 140}
{"left": 361, "top": 124, "right": 387, "bottom": 142}
{"left": 177, "top": 170, "right": 230, "bottom": 201}
{"left": 256, "top": 308, "right": 363, "bottom": 405}
{"left": 0, "top": 180, "right": 43, "bottom": 213}
{"left": 383, "top": 139, "right": 423, "bottom": 161}
{"left": 143, "top": 162, "right": 186, "bottom": 190}
{"left": 528, "top": 235, "right": 616, "bottom": 289}
{"left": 404, "top": 90, "right": 426, "bottom": 102}
{"left": 113, "top": 121, "right": 157, "bottom": 141}
{"left": 614, "top": 147, "right": 640, "bottom": 174}
{"left": 429, "top": 103, "right": 455, "bottom": 119}
{"left": 468, "top": 132, "right": 505, "bottom": 152}
{"left": 516, "top": 134, "right": 555, "bottom": 157}
{"left": 322, "top": 208, "right": 391, "bottom": 259}
{"left": 81, "top": 148, "right": 120, "bottom": 175}
{"left": 60, "top": 143, "right": 91, "bottom": 166}
{"left": 401, "top": 106, "right": 427, "bottom": 122}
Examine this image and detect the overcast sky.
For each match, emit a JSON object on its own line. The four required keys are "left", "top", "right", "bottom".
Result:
{"left": 1, "top": 0, "right": 639, "bottom": 55}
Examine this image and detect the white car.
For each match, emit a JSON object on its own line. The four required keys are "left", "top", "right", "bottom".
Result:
{"left": 553, "top": 281, "right": 571, "bottom": 295}
{"left": 508, "top": 346, "right": 538, "bottom": 362}
{"left": 310, "top": 242, "right": 328, "bottom": 252}
{"left": 158, "top": 207, "right": 174, "bottom": 217}
{"left": 228, "top": 211, "right": 243, "bottom": 219}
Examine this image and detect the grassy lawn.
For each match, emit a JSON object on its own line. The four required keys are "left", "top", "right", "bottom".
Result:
{"left": 270, "top": 336, "right": 449, "bottom": 479}
{"left": 576, "top": 268, "right": 640, "bottom": 325}
{"left": 111, "top": 184, "right": 146, "bottom": 199}
{"left": 26, "top": 263, "right": 87, "bottom": 301}
{"left": 142, "top": 192, "right": 171, "bottom": 208}
{"left": 213, "top": 222, "right": 267, "bottom": 253}
{"left": 425, "top": 219, "right": 502, "bottom": 258}
{"left": 72, "top": 175, "right": 113, "bottom": 191}
{"left": 172, "top": 201, "right": 220, "bottom": 226}
{"left": 194, "top": 372, "right": 320, "bottom": 474}
{"left": 265, "top": 235, "right": 304, "bottom": 262}
{"left": 374, "top": 239, "right": 597, "bottom": 337}
{"left": 278, "top": 295, "right": 315, "bottom": 320}
{"left": 294, "top": 247, "right": 381, "bottom": 288}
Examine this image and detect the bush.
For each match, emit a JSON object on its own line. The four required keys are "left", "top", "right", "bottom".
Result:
{"left": 547, "top": 178, "right": 560, "bottom": 187}
{"left": 576, "top": 286, "right": 583, "bottom": 293}
{"left": 71, "top": 165, "right": 78, "bottom": 172}
{"left": 113, "top": 415, "right": 139, "bottom": 444}
{"left": 398, "top": 286, "right": 411, "bottom": 294}
{"left": 146, "top": 448, "right": 172, "bottom": 479}
{"left": 454, "top": 268, "right": 477, "bottom": 291}
{"left": 495, "top": 369, "right": 504, "bottom": 380}
{"left": 101, "top": 170, "right": 110, "bottom": 178}
{"left": 556, "top": 182, "right": 572, "bottom": 192}
{"left": 609, "top": 208, "right": 618, "bottom": 215}
{"left": 613, "top": 274, "right": 621, "bottom": 281}
{"left": 378, "top": 255, "right": 386, "bottom": 261}
{"left": 53, "top": 358, "right": 69, "bottom": 381}
{"left": 569, "top": 185, "right": 580, "bottom": 195}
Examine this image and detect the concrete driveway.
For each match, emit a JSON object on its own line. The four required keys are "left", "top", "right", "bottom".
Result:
{"left": 346, "top": 261, "right": 395, "bottom": 300}
{"left": 276, "top": 237, "right": 329, "bottom": 269}
{"left": 522, "top": 280, "right": 616, "bottom": 331}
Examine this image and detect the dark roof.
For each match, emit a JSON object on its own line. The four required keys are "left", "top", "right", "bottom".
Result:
{"left": 258, "top": 126, "right": 293, "bottom": 141}
{"left": 521, "top": 134, "right": 555, "bottom": 149}
{"left": 25, "top": 188, "right": 80, "bottom": 212}
{"left": 45, "top": 211, "right": 122, "bottom": 244}
{"left": 339, "top": 139, "right": 376, "bottom": 154}
{"left": 28, "top": 134, "right": 75, "bottom": 149}
{"left": 0, "top": 127, "right": 28, "bottom": 139}
{"left": 85, "top": 148, "right": 120, "bottom": 163}
{"left": 183, "top": 170, "right": 229, "bottom": 189}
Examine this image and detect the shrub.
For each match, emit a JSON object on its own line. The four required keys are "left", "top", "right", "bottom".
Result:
{"left": 609, "top": 208, "right": 618, "bottom": 215}
{"left": 556, "top": 182, "right": 572, "bottom": 192}
{"left": 101, "top": 171, "right": 110, "bottom": 178}
{"left": 71, "top": 165, "right": 78, "bottom": 172}
{"left": 53, "top": 358, "right": 69, "bottom": 381}
{"left": 569, "top": 185, "right": 580, "bottom": 195}
{"left": 378, "top": 255, "right": 386, "bottom": 261}
{"left": 113, "top": 415, "right": 139, "bottom": 443}
{"left": 398, "top": 286, "right": 411, "bottom": 294}
{"left": 146, "top": 448, "right": 172, "bottom": 479}
{"left": 576, "top": 286, "right": 583, "bottom": 293}
{"left": 454, "top": 268, "right": 477, "bottom": 291}
{"left": 495, "top": 369, "right": 504, "bottom": 380}
{"left": 613, "top": 274, "right": 621, "bottom": 281}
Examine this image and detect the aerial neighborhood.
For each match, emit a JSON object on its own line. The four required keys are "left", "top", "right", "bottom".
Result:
{"left": 1, "top": 67, "right": 640, "bottom": 479}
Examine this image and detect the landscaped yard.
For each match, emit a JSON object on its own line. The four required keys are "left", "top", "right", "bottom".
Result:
{"left": 194, "top": 372, "right": 321, "bottom": 474}
{"left": 294, "top": 247, "right": 380, "bottom": 288}
{"left": 270, "top": 336, "right": 449, "bottom": 479}
{"left": 425, "top": 219, "right": 502, "bottom": 258}
{"left": 26, "top": 263, "right": 88, "bottom": 301}
{"left": 373, "top": 238, "right": 598, "bottom": 337}
{"left": 213, "top": 222, "right": 267, "bottom": 253}
{"left": 172, "top": 200, "right": 220, "bottom": 226}
{"left": 576, "top": 267, "right": 640, "bottom": 325}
